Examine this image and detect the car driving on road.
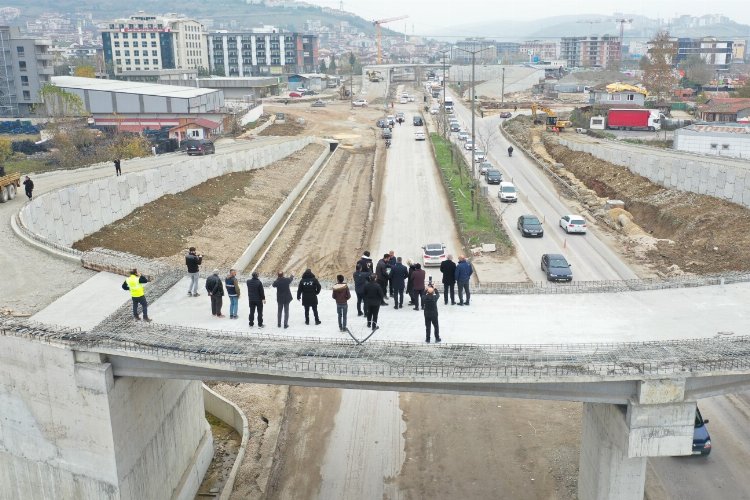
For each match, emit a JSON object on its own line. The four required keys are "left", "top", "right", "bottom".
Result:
{"left": 457, "top": 131, "right": 469, "bottom": 141}
{"left": 352, "top": 99, "right": 368, "bottom": 107}
{"left": 311, "top": 99, "right": 326, "bottom": 107}
{"left": 382, "top": 129, "right": 393, "bottom": 139}
{"left": 517, "top": 215, "right": 544, "bottom": 237}
{"left": 422, "top": 243, "right": 447, "bottom": 267}
{"left": 692, "top": 407, "right": 711, "bottom": 456}
{"left": 413, "top": 116, "right": 424, "bottom": 126}
{"left": 541, "top": 253, "right": 572, "bottom": 282}
{"left": 473, "top": 150, "right": 486, "bottom": 163}
{"left": 185, "top": 139, "right": 215, "bottom": 156}
{"left": 464, "top": 141, "right": 474, "bottom": 151}
{"left": 415, "top": 130, "right": 426, "bottom": 141}
{"left": 560, "top": 215, "right": 587, "bottom": 234}
{"left": 479, "top": 161, "right": 493, "bottom": 175}
{"left": 498, "top": 181, "right": 517, "bottom": 202}
{"left": 499, "top": 112, "right": 512, "bottom": 118}
{"left": 485, "top": 169, "right": 502, "bottom": 184}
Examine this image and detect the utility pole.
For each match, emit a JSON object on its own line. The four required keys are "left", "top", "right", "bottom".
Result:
{"left": 501, "top": 67, "right": 505, "bottom": 106}
{"left": 455, "top": 44, "right": 490, "bottom": 180}
{"left": 349, "top": 51, "right": 355, "bottom": 108}
{"left": 439, "top": 49, "right": 450, "bottom": 138}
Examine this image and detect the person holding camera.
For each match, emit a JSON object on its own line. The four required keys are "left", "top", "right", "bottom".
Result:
{"left": 423, "top": 285, "right": 441, "bottom": 343}
{"left": 122, "top": 268, "right": 153, "bottom": 322}
{"left": 185, "top": 247, "right": 203, "bottom": 297}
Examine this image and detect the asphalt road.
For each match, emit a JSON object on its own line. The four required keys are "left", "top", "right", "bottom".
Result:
{"left": 448, "top": 91, "right": 638, "bottom": 282}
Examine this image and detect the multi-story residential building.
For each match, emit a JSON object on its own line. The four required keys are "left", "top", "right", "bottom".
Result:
{"left": 452, "top": 38, "right": 497, "bottom": 64}
{"left": 561, "top": 35, "right": 621, "bottom": 68}
{"left": 101, "top": 13, "right": 208, "bottom": 76}
{"left": 496, "top": 42, "right": 521, "bottom": 62}
{"left": 519, "top": 40, "right": 558, "bottom": 63}
{"left": 732, "top": 39, "right": 747, "bottom": 63}
{"left": 674, "top": 37, "right": 733, "bottom": 71}
{"left": 206, "top": 30, "right": 318, "bottom": 77}
{"left": 0, "top": 26, "right": 53, "bottom": 116}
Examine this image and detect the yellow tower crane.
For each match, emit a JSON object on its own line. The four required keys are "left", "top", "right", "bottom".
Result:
{"left": 373, "top": 15, "right": 408, "bottom": 65}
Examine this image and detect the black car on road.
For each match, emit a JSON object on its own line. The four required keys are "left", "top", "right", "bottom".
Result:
{"left": 541, "top": 253, "right": 572, "bottom": 282}
{"left": 185, "top": 139, "right": 215, "bottom": 156}
{"left": 413, "top": 116, "right": 424, "bottom": 126}
{"left": 517, "top": 215, "right": 544, "bottom": 237}
{"left": 382, "top": 129, "right": 393, "bottom": 139}
{"left": 485, "top": 169, "right": 502, "bottom": 184}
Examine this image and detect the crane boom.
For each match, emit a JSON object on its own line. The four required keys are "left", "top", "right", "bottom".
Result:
{"left": 373, "top": 15, "right": 408, "bottom": 64}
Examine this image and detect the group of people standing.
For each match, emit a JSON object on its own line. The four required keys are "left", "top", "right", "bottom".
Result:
{"left": 174, "top": 247, "right": 474, "bottom": 344}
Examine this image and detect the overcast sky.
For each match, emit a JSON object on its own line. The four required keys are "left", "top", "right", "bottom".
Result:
{"left": 308, "top": 0, "right": 750, "bottom": 35}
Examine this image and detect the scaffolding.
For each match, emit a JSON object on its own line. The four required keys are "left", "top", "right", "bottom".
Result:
{"left": 0, "top": 27, "right": 18, "bottom": 116}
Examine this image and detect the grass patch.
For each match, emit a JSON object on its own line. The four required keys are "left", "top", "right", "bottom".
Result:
{"left": 3, "top": 157, "right": 54, "bottom": 175}
{"left": 431, "top": 133, "right": 512, "bottom": 250}
{"left": 621, "top": 138, "right": 673, "bottom": 149}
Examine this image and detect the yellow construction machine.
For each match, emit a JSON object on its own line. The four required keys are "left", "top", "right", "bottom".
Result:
{"left": 531, "top": 103, "right": 571, "bottom": 130}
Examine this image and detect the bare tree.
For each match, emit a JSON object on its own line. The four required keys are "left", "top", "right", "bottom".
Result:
{"left": 642, "top": 31, "right": 677, "bottom": 101}
{"left": 680, "top": 54, "right": 713, "bottom": 86}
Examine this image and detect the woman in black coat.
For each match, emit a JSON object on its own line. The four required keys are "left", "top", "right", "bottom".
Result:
{"left": 363, "top": 274, "right": 385, "bottom": 331}
{"left": 297, "top": 268, "right": 322, "bottom": 325}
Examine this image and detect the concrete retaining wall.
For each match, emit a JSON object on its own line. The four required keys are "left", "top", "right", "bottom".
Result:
{"left": 558, "top": 137, "right": 750, "bottom": 208}
{"left": 234, "top": 144, "right": 334, "bottom": 271}
{"left": 0, "top": 337, "right": 211, "bottom": 500}
{"left": 18, "top": 137, "right": 312, "bottom": 248}
{"left": 240, "top": 104, "right": 264, "bottom": 126}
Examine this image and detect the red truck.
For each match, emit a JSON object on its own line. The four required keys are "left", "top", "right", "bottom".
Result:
{"left": 606, "top": 109, "right": 661, "bottom": 131}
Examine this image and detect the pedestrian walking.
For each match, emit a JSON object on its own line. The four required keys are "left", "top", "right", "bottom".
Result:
{"left": 406, "top": 259, "right": 417, "bottom": 305}
{"left": 390, "top": 257, "right": 408, "bottom": 309}
{"left": 246, "top": 272, "right": 265, "bottom": 327}
{"left": 332, "top": 274, "right": 351, "bottom": 332}
{"left": 297, "top": 269, "right": 322, "bottom": 325}
{"left": 225, "top": 269, "right": 241, "bottom": 319}
{"left": 411, "top": 263, "right": 426, "bottom": 311}
{"left": 387, "top": 250, "right": 397, "bottom": 298}
{"left": 185, "top": 247, "right": 202, "bottom": 296}
{"left": 122, "top": 268, "right": 152, "bottom": 322}
{"left": 353, "top": 263, "right": 369, "bottom": 317}
{"left": 424, "top": 286, "right": 441, "bottom": 343}
{"left": 205, "top": 269, "right": 225, "bottom": 317}
{"left": 375, "top": 253, "right": 390, "bottom": 305}
{"left": 22, "top": 176, "right": 33, "bottom": 200}
{"left": 114, "top": 158, "right": 121, "bottom": 176}
{"left": 363, "top": 274, "right": 384, "bottom": 331}
{"left": 455, "top": 255, "right": 473, "bottom": 306}
{"left": 439, "top": 254, "right": 457, "bottom": 305}
{"left": 272, "top": 272, "right": 294, "bottom": 328}
{"left": 357, "top": 251, "right": 374, "bottom": 274}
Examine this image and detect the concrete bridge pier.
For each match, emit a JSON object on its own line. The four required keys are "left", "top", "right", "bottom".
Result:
{"left": 0, "top": 336, "right": 213, "bottom": 500}
{"left": 578, "top": 380, "right": 695, "bottom": 500}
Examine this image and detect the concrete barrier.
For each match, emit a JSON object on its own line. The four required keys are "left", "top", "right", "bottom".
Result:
{"left": 233, "top": 143, "right": 335, "bottom": 271}
{"left": 17, "top": 137, "right": 313, "bottom": 249}
{"left": 558, "top": 137, "right": 750, "bottom": 208}
{"left": 202, "top": 385, "right": 249, "bottom": 500}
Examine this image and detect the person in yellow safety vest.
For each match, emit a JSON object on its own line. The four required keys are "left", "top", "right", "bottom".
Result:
{"left": 122, "top": 268, "right": 153, "bottom": 322}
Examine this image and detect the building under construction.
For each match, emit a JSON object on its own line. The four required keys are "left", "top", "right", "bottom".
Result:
{"left": 0, "top": 26, "right": 53, "bottom": 117}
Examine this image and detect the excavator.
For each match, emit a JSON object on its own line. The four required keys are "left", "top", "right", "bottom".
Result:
{"left": 531, "top": 103, "right": 571, "bottom": 131}
{"left": 366, "top": 70, "right": 383, "bottom": 82}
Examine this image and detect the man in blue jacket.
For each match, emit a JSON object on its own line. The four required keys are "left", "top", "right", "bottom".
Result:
{"left": 454, "top": 255, "right": 473, "bottom": 306}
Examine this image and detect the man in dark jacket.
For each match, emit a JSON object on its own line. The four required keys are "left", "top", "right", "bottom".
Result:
{"left": 272, "top": 272, "right": 294, "bottom": 328}
{"left": 331, "top": 274, "right": 352, "bottom": 332}
{"left": 410, "top": 263, "right": 426, "bottom": 311}
{"left": 185, "top": 247, "right": 203, "bottom": 297}
{"left": 297, "top": 268, "right": 322, "bottom": 325}
{"left": 352, "top": 264, "right": 369, "bottom": 317}
{"left": 390, "top": 257, "right": 408, "bottom": 309}
{"left": 363, "top": 274, "right": 385, "bottom": 331}
{"left": 356, "top": 251, "right": 374, "bottom": 274}
{"left": 439, "top": 254, "right": 457, "bottom": 305}
{"left": 387, "top": 250, "right": 397, "bottom": 298}
{"left": 205, "top": 269, "right": 225, "bottom": 317}
{"left": 375, "top": 253, "right": 390, "bottom": 304}
{"left": 406, "top": 260, "right": 417, "bottom": 305}
{"left": 455, "top": 255, "right": 473, "bottom": 306}
{"left": 22, "top": 176, "right": 33, "bottom": 200}
{"left": 246, "top": 272, "right": 266, "bottom": 327}
{"left": 423, "top": 286, "right": 441, "bottom": 343}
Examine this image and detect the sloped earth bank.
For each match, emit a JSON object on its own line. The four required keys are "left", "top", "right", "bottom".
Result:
{"left": 542, "top": 138, "right": 750, "bottom": 275}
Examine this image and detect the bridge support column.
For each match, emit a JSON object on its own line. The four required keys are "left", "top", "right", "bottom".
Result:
{"left": 578, "top": 380, "right": 695, "bottom": 500}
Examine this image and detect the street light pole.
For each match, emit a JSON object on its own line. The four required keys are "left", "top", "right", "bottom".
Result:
{"left": 501, "top": 67, "right": 505, "bottom": 106}
{"left": 455, "top": 44, "right": 490, "bottom": 180}
{"left": 439, "top": 49, "right": 450, "bottom": 138}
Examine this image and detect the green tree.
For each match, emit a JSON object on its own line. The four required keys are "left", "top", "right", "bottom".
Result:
{"left": 642, "top": 31, "right": 677, "bottom": 101}
{"left": 328, "top": 55, "right": 337, "bottom": 74}
{"left": 0, "top": 137, "right": 12, "bottom": 163}
{"left": 318, "top": 59, "right": 327, "bottom": 74}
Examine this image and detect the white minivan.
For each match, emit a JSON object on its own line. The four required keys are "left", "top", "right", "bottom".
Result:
{"left": 498, "top": 181, "right": 518, "bottom": 203}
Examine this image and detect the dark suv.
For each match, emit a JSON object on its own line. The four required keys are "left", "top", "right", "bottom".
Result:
{"left": 541, "top": 253, "right": 572, "bottom": 282}
{"left": 413, "top": 116, "right": 424, "bottom": 126}
{"left": 517, "top": 214, "right": 544, "bottom": 237}
{"left": 485, "top": 169, "right": 502, "bottom": 184}
{"left": 185, "top": 139, "right": 215, "bottom": 156}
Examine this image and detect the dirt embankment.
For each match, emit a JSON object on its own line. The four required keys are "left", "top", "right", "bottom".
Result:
{"left": 543, "top": 139, "right": 750, "bottom": 275}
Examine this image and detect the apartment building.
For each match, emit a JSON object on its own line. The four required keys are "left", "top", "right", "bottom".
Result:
{"left": 674, "top": 37, "right": 733, "bottom": 71}
{"left": 519, "top": 40, "right": 559, "bottom": 63}
{"left": 452, "top": 38, "right": 497, "bottom": 64}
{"left": 0, "top": 26, "right": 53, "bottom": 116}
{"left": 101, "top": 13, "right": 208, "bottom": 76}
{"left": 561, "top": 35, "right": 621, "bottom": 68}
{"left": 206, "top": 30, "right": 318, "bottom": 76}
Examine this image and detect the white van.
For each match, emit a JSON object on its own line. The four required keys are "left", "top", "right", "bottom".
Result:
{"left": 498, "top": 182, "right": 518, "bottom": 203}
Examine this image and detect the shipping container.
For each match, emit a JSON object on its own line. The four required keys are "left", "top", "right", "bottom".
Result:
{"left": 606, "top": 109, "right": 661, "bottom": 131}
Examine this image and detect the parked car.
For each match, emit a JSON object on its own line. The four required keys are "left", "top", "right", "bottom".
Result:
{"left": 289, "top": 92, "right": 302, "bottom": 98}
{"left": 485, "top": 169, "right": 502, "bottom": 184}
{"left": 415, "top": 130, "right": 426, "bottom": 141}
{"left": 498, "top": 181, "right": 517, "bottom": 202}
{"left": 396, "top": 112, "right": 405, "bottom": 120}
{"left": 413, "top": 116, "right": 424, "bottom": 126}
{"left": 479, "top": 161, "right": 493, "bottom": 175}
{"left": 422, "top": 243, "right": 447, "bottom": 267}
{"left": 430, "top": 107, "right": 439, "bottom": 115}
{"left": 499, "top": 111, "right": 512, "bottom": 118}
{"left": 541, "top": 253, "right": 573, "bottom": 282}
{"left": 464, "top": 141, "right": 474, "bottom": 151}
{"left": 311, "top": 99, "right": 326, "bottom": 107}
{"left": 382, "top": 129, "right": 393, "bottom": 139}
{"left": 352, "top": 99, "right": 368, "bottom": 107}
{"left": 377, "top": 118, "right": 388, "bottom": 128}
{"left": 185, "top": 139, "right": 215, "bottom": 156}
{"left": 400, "top": 97, "right": 408, "bottom": 104}
{"left": 692, "top": 407, "right": 711, "bottom": 456}
{"left": 408, "top": 95, "right": 415, "bottom": 102}
{"left": 387, "top": 115, "right": 396, "bottom": 125}
{"left": 560, "top": 215, "right": 587, "bottom": 234}
{"left": 517, "top": 214, "right": 544, "bottom": 237}
{"left": 302, "top": 89, "right": 317, "bottom": 96}
{"left": 457, "top": 131, "right": 469, "bottom": 141}
{"left": 296, "top": 87, "right": 306, "bottom": 92}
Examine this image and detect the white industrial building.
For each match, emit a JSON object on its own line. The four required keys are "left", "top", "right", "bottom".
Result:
{"left": 50, "top": 76, "right": 224, "bottom": 134}
{"left": 674, "top": 123, "right": 750, "bottom": 159}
